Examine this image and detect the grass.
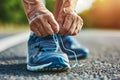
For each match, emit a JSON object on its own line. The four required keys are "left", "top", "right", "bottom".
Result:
{"left": 0, "top": 23, "right": 29, "bottom": 34}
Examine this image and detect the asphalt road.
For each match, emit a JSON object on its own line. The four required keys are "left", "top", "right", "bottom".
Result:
{"left": 0, "top": 30, "right": 120, "bottom": 80}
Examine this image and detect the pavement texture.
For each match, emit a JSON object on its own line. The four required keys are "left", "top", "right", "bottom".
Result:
{"left": 0, "top": 30, "right": 120, "bottom": 80}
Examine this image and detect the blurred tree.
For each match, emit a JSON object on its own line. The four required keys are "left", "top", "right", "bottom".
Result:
{"left": 80, "top": 0, "right": 120, "bottom": 29}
{"left": 46, "top": 0, "right": 56, "bottom": 12}
{"left": 0, "top": 0, "right": 56, "bottom": 24}
{"left": 0, "top": 0, "right": 27, "bottom": 24}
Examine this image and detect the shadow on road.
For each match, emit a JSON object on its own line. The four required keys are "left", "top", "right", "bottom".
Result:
{"left": 0, "top": 56, "right": 26, "bottom": 61}
{"left": 0, "top": 56, "right": 66, "bottom": 77}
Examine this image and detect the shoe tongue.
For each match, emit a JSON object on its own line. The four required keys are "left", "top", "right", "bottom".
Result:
{"left": 35, "top": 35, "right": 58, "bottom": 52}
{"left": 61, "top": 36, "right": 80, "bottom": 48}
{"left": 40, "top": 42, "right": 58, "bottom": 52}
{"left": 62, "top": 36, "right": 74, "bottom": 43}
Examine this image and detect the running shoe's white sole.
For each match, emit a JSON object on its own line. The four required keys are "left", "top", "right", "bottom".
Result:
{"left": 27, "top": 62, "right": 52, "bottom": 71}
{"left": 27, "top": 63, "right": 70, "bottom": 71}
{"left": 26, "top": 55, "right": 70, "bottom": 71}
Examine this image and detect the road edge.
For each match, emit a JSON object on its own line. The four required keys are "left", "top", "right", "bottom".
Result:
{"left": 0, "top": 32, "right": 29, "bottom": 52}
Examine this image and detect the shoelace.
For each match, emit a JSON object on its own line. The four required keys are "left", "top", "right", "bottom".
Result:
{"left": 52, "top": 34, "right": 81, "bottom": 69}
{"left": 34, "top": 34, "right": 59, "bottom": 52}
{"left": 39, "top": 41, "right": 58, "bottom": 52}
{"left": 33, "top": 33, "right": 82, "bottom": 68}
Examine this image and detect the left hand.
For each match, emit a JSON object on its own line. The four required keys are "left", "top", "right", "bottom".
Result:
{"left": 57, "top": 7, "right": 83, "bottom": 36}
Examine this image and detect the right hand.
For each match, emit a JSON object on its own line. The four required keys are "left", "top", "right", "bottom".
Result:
{"left": 57, "top": 7, "right": 83, "bottom": 36}
{"left": 28, "top": 6, "right": 59, "bottom": 37}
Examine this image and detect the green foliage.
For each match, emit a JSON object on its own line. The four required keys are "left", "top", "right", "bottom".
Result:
{"left": 46, "top": 0, "right": 56, "bottom": 12}
{"left": 0, "top": 0, "right": 27, "bottom": 24}
{"left": 0, "top": 0, "right": 56, "bottom": 24}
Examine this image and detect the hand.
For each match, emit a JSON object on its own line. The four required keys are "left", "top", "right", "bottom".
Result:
{"left": 57, "top": 7, "right": 83, "bottom": 36}
{"left": 22, "top": 0, "right": 59, "bottom": 37}
{"left": 29, "top": 7, "right": 59, "bottom": 37}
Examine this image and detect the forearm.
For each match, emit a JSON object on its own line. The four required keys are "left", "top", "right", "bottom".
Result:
{"left": 62, "top": 0, "right": 78, "bottom": 9}
{"left": 22, "top": 0, "right": 46, "bottom": 20}
{"left": 54, "top": 0, "right": 78, "bottom": 19}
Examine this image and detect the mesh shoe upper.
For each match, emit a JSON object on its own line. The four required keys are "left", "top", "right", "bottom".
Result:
{"left": 27, "top": 34, "right": 70, "bottom": 71}
{"left": 58, "top": 35, "right": 89, "bottom": 60}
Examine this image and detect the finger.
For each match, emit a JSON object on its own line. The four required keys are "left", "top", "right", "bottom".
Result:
{"left": 40, "top": 16, "right": 54, "bottom": 35}
{"left": 66, "top": 17, "right": 77, "bottom": 35}
{"left": 35, "top": 28, "right": 42, "bottom": 37}
{"left": 72, "top": 22, "right": 81, "bottom": 36}
{"left": 30, "top": 21, "right": 41, "bottom": 36}
{"left": 45, "top": 21, "right": 54, "bottom": 35}
{"left": 48, "top": 15, "right": 59, "bottom": 33}
{"left": 79, "top": 16, "right": 84, "bottom": 26}
{"left": 77, "top": 16, "right": 84, "bottom": 29}
{"left": 31, "top": 26, "right": 41, "bottom": 37}
{"left": 35, "top": 18, "right": 48, "bottom": 37}
{"left": 71, "top": 16, "right": 83, "bottom": 35}
{"left": 59, "top": 14, "right": 74, "bottom": 35}
{"left": 77, "top": 19, "right": 83, "bottom": 31}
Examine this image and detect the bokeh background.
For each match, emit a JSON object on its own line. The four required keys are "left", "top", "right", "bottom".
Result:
{"left": 0, "top": 0, "right": 120, "bottom": 34}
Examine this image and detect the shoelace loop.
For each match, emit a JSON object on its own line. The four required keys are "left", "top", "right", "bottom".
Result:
{"left": 53, "top": 34, "right": 81, "bottom": 69}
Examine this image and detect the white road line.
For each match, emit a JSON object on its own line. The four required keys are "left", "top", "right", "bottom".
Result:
{"left": 0, "top": 30, "right": 119, "bottom": 52}
{"left": 0, "top": 32, "right": 29, "bottom": 52}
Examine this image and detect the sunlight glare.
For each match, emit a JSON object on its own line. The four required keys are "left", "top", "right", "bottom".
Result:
{"left": 76, "top": 0, "right": 95, "bottom": 13}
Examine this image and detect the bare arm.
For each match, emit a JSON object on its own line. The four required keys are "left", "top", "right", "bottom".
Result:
{"left": 54, "top": 0, "right": 78, "bottom": 17}
{"left": 22, "top": 0, "right": 44, "bottom": 20}
{"left": 22, "top": 0, "right": 59, "bottom": 37}
{"left": 54, "top": 0, "right": 83, "bottom": 36}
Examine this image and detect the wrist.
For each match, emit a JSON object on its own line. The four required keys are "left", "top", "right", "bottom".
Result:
{"left": 27, "top": 4, "right": 46, "bottom": 20}
{"left": 54, "top": 0, "right": 75, "bottom": 19}
{"left": 22, "top": 0, "right": 47, "bottom": 21}
{"left": 61, "top": 0, "right": 78, "bottom": 9}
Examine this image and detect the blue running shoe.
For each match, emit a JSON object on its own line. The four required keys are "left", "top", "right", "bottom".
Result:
{"left": 27, "top": 34, "right": 70, "bottom": 71}
{"left": 58, "top": 36, "right": 89, "bottom": 60}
